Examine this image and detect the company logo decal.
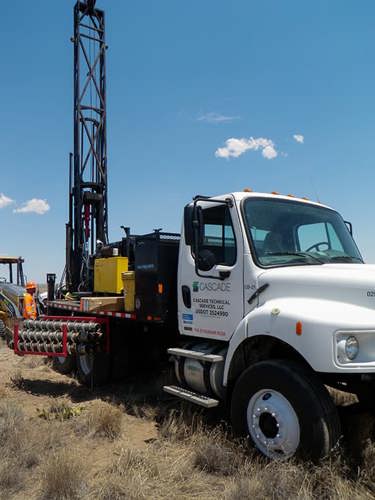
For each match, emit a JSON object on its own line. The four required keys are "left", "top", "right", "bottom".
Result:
{"left": 192, "top": 281, "right": 231, "bottom": 292}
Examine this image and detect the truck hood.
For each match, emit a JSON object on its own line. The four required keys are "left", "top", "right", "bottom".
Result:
{"left": 258, "top": 263, "right": 375, "bottom": 310}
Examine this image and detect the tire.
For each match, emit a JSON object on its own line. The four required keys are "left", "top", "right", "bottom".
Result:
{"left": 230, "top": 359, "right": 341, "bottom": 461}
{"left": 110, "top": 347, "right": 130, "bottom": 381}
{"left": 355, "top": 385, "right": 375, "bottom": 411}
{"left": 0, "top": 319, "right": 5, "bottom": 339}
{"left": 52, "top": 355, "right": 76, "bottom": 375}
{"left": 76, "top": 350, "right": 111, "bottom": 387}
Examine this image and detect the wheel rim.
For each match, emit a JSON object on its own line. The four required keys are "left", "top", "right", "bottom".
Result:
{"left": 79, "top": 354, "right": 92, "bottom": 376}
{"left": 247, "top": 388, "right": 300, "bottom": 459}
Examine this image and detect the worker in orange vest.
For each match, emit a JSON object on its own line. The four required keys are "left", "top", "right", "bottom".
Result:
{"left": 23, "top": 281, "right": 37, "bottom": 320}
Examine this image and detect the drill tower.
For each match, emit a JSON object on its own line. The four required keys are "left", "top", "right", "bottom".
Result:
{"left": 66, "top": 0, "right": 108, "bottom": 292}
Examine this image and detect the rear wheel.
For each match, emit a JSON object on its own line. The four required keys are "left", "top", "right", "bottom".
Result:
{"left": 230, "top": 359, "right": 341, "bottom": 461}
{"left": 52, "top": 355, "right": 76, "bottom": 375}
{"left": 76, "top": 350, "right": 111, "bottom": 386}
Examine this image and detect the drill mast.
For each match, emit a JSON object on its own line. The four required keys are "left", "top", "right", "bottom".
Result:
{"left": 66, "top": 0, "right": 108, "bottom": 292}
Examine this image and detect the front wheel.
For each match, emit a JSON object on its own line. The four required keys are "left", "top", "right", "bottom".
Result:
{"left": 230, "top": 359, "right": 341, "bottom": 461}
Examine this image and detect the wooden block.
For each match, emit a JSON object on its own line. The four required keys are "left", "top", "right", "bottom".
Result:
{"left": 80, "top": 296, "right": 124, "bottom": 313}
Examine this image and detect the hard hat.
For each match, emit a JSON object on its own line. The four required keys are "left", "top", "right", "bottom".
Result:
{"left": 26, "top": 281, "right": 37, "bottom": 290}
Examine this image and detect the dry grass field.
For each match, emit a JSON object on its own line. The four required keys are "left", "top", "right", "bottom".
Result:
{"left": 1, "top": 339, "right": 375, "bottom": 499}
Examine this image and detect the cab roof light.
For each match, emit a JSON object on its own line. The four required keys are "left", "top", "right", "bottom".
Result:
{"left": 271, "top": 191, "right": 280, "bottom": 195}
{"left": 243, "top": 187, "right": 253, "bottom": 192}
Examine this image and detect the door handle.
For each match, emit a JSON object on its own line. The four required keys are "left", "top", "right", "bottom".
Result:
{"left": 219, "top": 270, "right": 231, "bottom": 280}
{"left": 182, "top": 286, "right": 191, "bottom": 308}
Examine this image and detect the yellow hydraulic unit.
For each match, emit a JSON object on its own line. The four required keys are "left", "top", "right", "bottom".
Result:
{"left": 94, "top": 257, "right": 128, "bottom": 294}
{"left": 122, "top": 271, "right": 135, "bottom": 312}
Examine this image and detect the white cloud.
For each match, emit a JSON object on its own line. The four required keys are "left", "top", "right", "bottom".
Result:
{"left": 215, "top": 137, "right": 278, "bottom": 160}
{"left": 293, "top": 134, "right": 304, "bottom": 144}
{"left": 14, "top": 198, "right": 50, "bottom": 215}
{"left": 198, "top": 112, "right": 239, "bottom": 124}
{"left": 262, "top": 145, "right": 277, "bottom": 159}
{"left": 0, "top": 193, "right": 14, "bottom": 208}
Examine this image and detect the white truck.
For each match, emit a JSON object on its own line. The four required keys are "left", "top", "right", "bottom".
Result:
{"left": 165, "top": 190, "right": 369, "bottom": 461}
{"left": 13, "top": 189, "right": 375, "bottom": 462}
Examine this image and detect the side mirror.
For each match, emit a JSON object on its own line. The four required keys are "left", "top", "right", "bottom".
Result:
{"left": 196, "top": 206, "right": 204, "bottom": 246}
{"left": 197, "top": 249, "right": 216, "bottom": 271}
{"left": 184, "top": 205, "right": 194, "bottom": 245}
{"left": 184, "top": 204, "right": 204, "bottom": 246}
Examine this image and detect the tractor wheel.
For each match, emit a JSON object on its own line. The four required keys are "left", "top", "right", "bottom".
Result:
{"left": 0, "top": 320, "right": 5, "bottom": 339}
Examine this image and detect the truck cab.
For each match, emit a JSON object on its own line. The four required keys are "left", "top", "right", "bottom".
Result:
{"left": 178, "top": 192, "right": 362, "bottom": 343}
{"left": 167, "top": 191, "right": 372, "bottom": 460}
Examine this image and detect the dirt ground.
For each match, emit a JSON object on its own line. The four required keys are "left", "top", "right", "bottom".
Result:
{"left": 0, "top": 340, "right": 161, "bottom": 499}
{"left": 0, "top": 342, "right": 157, "bottom": 445}
{"left": 1, "top": 340, "right": 375, "bottom": 499}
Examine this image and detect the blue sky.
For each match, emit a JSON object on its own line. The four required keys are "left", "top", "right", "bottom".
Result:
{"left": 1, "top": 0, "right": 375, "bottom": 281}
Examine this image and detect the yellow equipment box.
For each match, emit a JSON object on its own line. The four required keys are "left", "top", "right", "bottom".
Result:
{"left": 94, "top": 257, "right": 128, "bottom": 294}
{"left": 122, "top": 271, "right": 135, "bottom": 312}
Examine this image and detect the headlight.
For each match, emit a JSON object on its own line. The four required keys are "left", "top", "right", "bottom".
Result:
{"left": 345, "top": 336, "right": 359, "bottom": 360}
{"left": 336, "top": 330, "right": 375, "bottom": 366}
{"left": 336, "top": 333, "right": 360, "bottom": 364}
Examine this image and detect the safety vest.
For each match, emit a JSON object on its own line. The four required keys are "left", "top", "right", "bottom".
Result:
{"left": 23, "top": 293, "right": 37, "bottom": 320}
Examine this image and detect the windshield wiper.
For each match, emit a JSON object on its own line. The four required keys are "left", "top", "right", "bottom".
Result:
{"left": 265, "top": 252, "right": 325, "bottom": 264}
{"left": 328, "top": 256, "right": 363, "bottom": 263}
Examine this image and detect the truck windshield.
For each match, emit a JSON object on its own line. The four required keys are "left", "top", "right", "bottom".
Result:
{"left": 243, "top": 198, "right": 363, "bottom": 267}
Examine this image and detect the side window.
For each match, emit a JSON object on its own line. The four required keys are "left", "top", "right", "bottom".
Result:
{"left": 199, "top": 205, "right": 236, "bottom": 266}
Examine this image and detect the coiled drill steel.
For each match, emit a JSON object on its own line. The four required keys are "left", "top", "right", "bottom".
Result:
{"left": 16, "top": 319, "right": 103, "bottom": 354}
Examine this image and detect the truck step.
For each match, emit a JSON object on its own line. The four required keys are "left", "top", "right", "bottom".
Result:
{"left": 163, "top": 385, "right": 219, "bottom": 408}
{"left": 167, "top": 347, "right": 224, "bottom": 363}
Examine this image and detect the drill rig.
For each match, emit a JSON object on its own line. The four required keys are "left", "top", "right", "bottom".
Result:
{"left": 66, "top": 0, "right": 108, "bottom": 293}
{"left": 11, "top": 0, "right": 180, "bottom": 385}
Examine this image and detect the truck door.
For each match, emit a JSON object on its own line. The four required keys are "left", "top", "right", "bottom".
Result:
{"left": 178, "top": 198, "right": 244, "bottom": 341}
